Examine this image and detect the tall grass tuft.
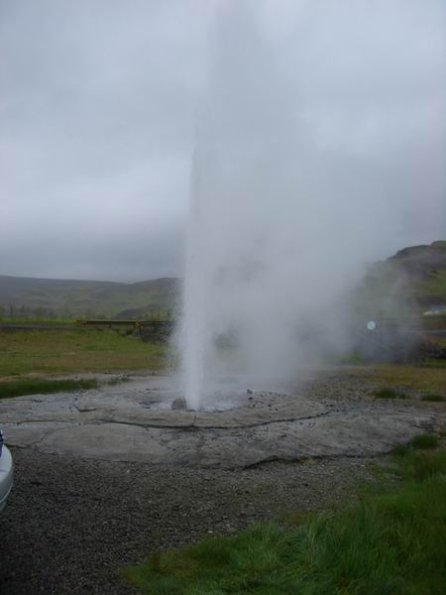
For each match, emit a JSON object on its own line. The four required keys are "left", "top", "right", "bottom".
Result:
{"left": 373, "top": 387, "right": 408, "bottom": 399}
{"left": 421, "top": 394, "right": 446, "bottom": 402}
{"left": 410, "top": 434, "right": 439, "bottom": 450}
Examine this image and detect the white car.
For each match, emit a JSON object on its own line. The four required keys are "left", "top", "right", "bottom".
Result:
{"left": 0, "top": 430, "right": 13, "bottom": 512}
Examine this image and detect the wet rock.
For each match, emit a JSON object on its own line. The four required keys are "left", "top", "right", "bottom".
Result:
{"left": 171, "top": 398, "right": 187, "bottom": 410}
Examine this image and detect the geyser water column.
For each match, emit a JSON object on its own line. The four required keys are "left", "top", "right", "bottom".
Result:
{"left": 179, "top": 0, "right": 445, "bottom": 410}
{"left": 181, "top": 145, "right": 208, "bottom": 409}
{"left": 179, "top": 2, "right": 300, "bottom": 409}
{"left": 179, "top": 0, "right": 363, "bottom": 410}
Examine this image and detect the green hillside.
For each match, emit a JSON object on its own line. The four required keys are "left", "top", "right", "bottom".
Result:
{"left": 355, "top": 241, "right": 446, "bottom": 320}
{"left": 0, "top": 275, "right": 179, "bottom": 319}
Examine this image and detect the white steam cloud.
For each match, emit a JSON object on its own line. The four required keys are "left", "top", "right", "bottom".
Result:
{"left": 178, "top": 0, "right": 446, "bottom": 406}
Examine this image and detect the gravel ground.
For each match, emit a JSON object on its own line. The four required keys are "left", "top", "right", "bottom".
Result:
{"left": 0, "top": 448, "right": 377, "bottom": 594}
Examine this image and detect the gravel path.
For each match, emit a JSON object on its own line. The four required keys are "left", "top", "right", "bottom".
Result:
{"left": 0, "top": 449, "right": 376, "bottom": 594}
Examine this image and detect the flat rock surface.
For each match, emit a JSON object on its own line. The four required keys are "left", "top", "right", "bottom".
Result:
{"left": 0, "top": 372, "right": 439, "bottom": 467}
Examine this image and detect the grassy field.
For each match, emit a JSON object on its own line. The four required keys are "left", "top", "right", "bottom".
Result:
{"left": 0, "top": 317, "right": 76, "bottom": 326}
{"left": 126, "top": 441, "right": 446, "bottom": 594}
{"left": 1, "top": 327, "right": 445, "bottom": 391}
{"left": 371, "top": 363, "right": 446, "bottom": 393}
{"left": 0, "top": 329, "right": 167, "bottom": 379}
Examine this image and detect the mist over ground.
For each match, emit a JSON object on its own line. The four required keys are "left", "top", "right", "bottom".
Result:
{"left": 178, "top": 0, "right": 446, "bottom": 401}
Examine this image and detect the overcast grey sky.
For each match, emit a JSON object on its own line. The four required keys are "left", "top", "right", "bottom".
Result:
{"left": 1, "top": 0, "right": 445, "bottom": 282}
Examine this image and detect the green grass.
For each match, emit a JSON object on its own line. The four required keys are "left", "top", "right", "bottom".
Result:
{"left": 394, "top": 447, "right": 446, "bottom": 481}
{"left": 126, "top": 447, "right": 446, "bottom": 595}
{"left": 410, "top": 434, "right": 439, "bottom": 450}
{"left": 421, "top": 394, "right": 446, "bottom": 402}
{"left": 0, "top": 329, "right": 167, "bottom": 378}
{"left": 392, "top": 434, "right": 440, "bottom": 457}
{"left": 0, "top": 374, "right": 131, "bottom": 399}
{"left": 0, "top": 317, "right": 76, "bottom": 326}
{"left": 419, "top": 359, "right": 446, "bottom": 369}
{"left": 336, "top": 351, "right": 365, "bottom": 365}
{"left": 418, "top": 270, "right": 446, "bottom": 302}
{"left": 0, "top": 378, "right": 99, "bottom": 399}
{"left": 373, "top": 387, "right": 408, "bottom": 399}
{"left": 372, "top": 364, "right": 446, "bottom": 392}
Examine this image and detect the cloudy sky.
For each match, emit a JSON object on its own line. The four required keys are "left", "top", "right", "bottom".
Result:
{"left": 1, "top": 0, "right": 445, "bottom": 282}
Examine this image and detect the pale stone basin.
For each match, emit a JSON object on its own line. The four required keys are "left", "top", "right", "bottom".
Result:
{"left": 0, "top": 374, "right": 438, "bottom": 467}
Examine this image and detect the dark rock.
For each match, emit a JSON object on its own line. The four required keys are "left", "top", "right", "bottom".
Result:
{"left": 171, "top": 398, "right": 187, "bottom": 410}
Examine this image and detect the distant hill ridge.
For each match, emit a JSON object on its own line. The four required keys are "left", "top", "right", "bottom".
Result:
{"left": 1, "top": 241, "right": 445, "bottom": 319}
{"left": 390, "top": 241, "right": 446, "bottom": 277}
{"left": 0, "top": 274, "right": 179, "bottom": 319}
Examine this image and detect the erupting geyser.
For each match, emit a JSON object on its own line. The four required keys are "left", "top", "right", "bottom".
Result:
{"left": 181, "top": 147, "right": 208, "bottom": 409}
{"left": 178, "top": 0, "right": 446, "bottom": 409}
